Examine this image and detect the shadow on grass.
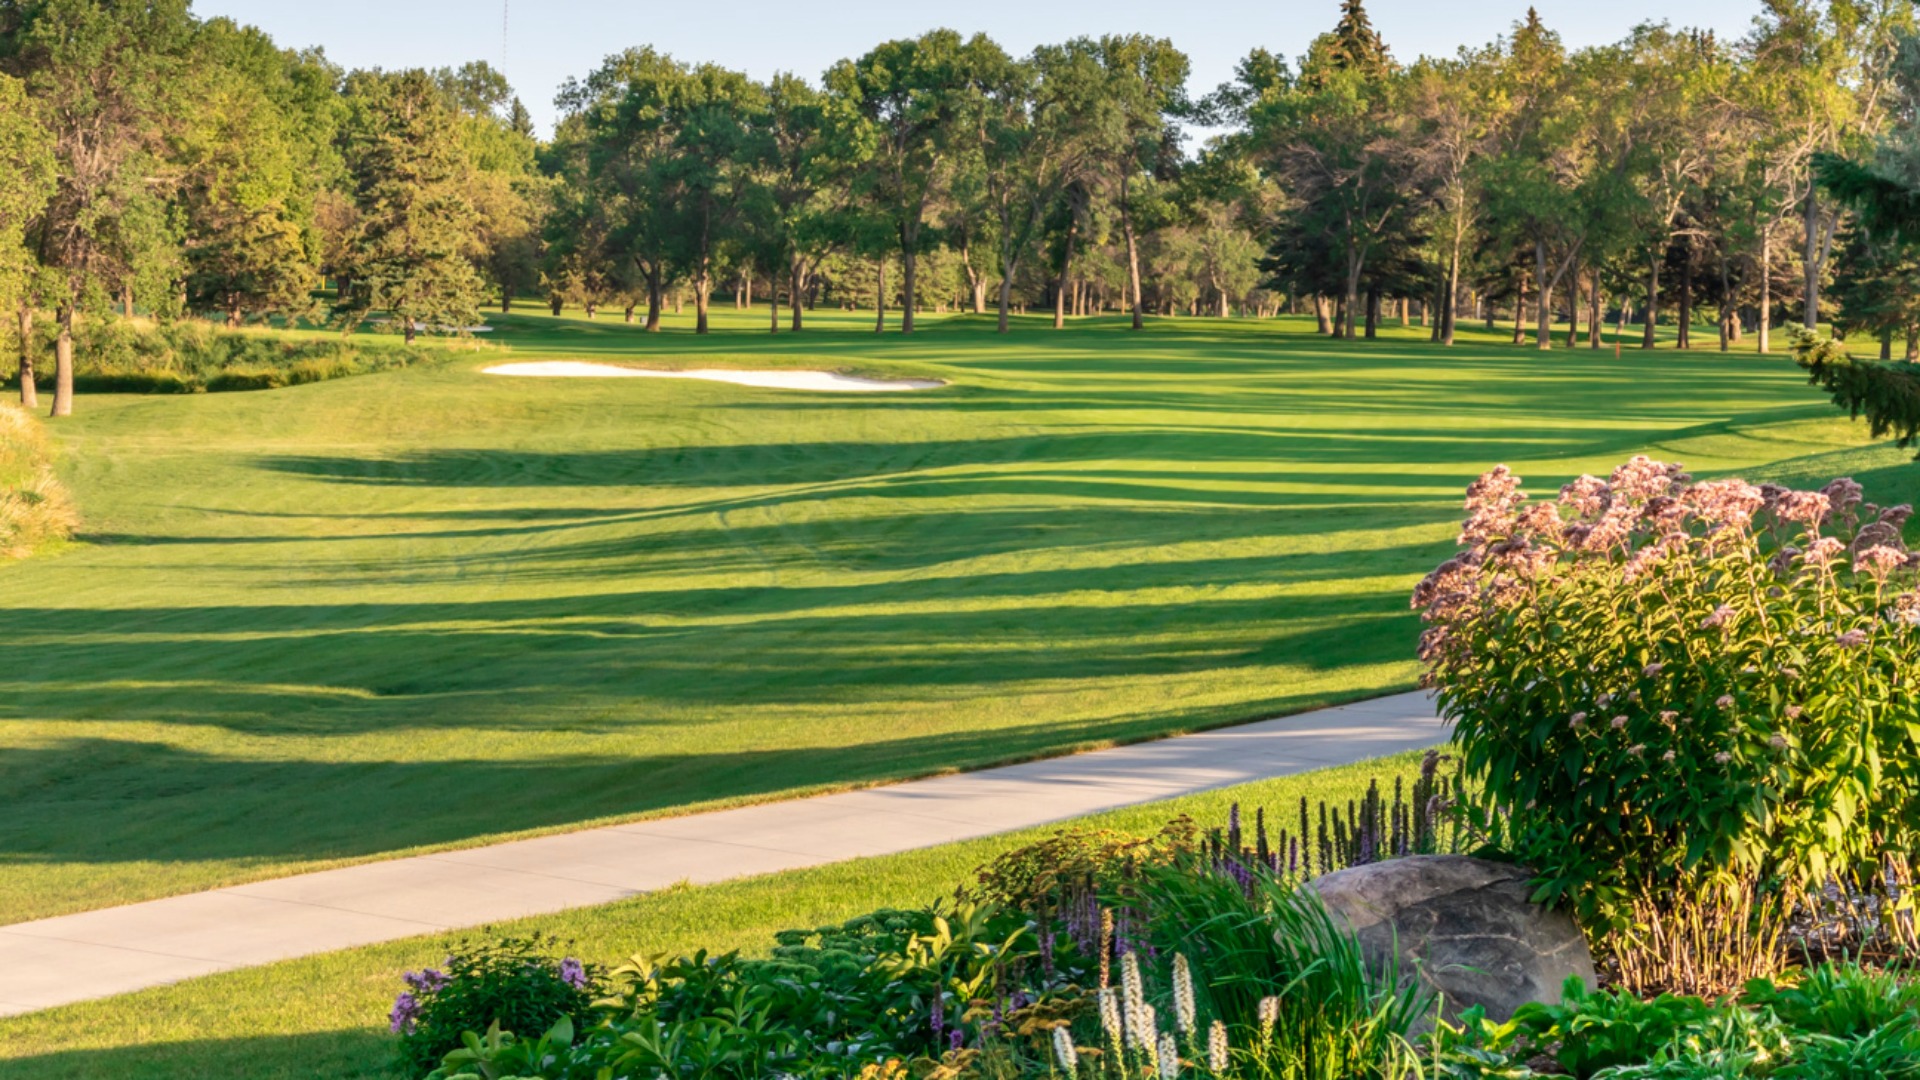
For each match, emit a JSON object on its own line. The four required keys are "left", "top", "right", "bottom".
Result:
{"left": 0, "top": 1029, "right": 397, "bottom": 1080}
{"left": 0, "top": 667, "right": 1406, "bottom": 868}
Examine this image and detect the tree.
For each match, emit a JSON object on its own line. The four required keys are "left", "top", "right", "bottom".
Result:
{"left": 1089, "top": 34, "right": 1190, "bottom": 331}
{"left": 975, "top": 45, "right": 1108, "bottom": 332}
{"left": 659, "top": 64, "right": 765, "bottom": 334}
{"left": 1405, "top": 53, "right": 1494, "bottom": 345}
{"left": 1249, "top": 19, "right": 1407, "bottom": 339}
{"left": 177, "top": 19, "right": 333, "bottom": 327}
{"left": 338, "top": 70, "right": 486, "bottom": 343}
{"left": 830, "top": 30, "right": 1007, "bottom": 334}
{"left": 564, "top": 47, "right": 691, "bottom": 331}
{"left": 2, "top": 0, "right": 197, "bottom": 416}
{"left": 0, "top": 73, "right": 54, "bottom": 407}
{"left": 753, "top": 72, "right": 845, "bottom": 332}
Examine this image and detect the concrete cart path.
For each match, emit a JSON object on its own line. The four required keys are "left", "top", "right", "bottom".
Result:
{"left": 0, "top": 692, "right": 1442, "bottom": 1016}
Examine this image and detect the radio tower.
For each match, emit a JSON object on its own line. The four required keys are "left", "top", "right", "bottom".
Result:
{"left": 502, "top": 1, "right": 510, "bottom": 77}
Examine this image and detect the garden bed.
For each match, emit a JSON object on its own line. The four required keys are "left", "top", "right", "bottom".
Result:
{"left": 390, "top": 456, "right": 1920, "bottom": 1080}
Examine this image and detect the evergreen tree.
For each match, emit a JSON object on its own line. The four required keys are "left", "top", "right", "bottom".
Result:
{"left": 339, "top": 70, "right": 486, "bottom": 343}
{"left": 1325, "top": 0, "right": 1390, "bottom": 78}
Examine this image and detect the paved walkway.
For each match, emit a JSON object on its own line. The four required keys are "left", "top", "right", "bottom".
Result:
{"left": 0, "top": 692, "right": 1442, "bottom": 1016}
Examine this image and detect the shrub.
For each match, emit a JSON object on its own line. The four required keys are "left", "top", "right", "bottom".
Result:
{"left": 1413, "top": 457, "right": 1920, "bottom": 981}
{"left": 0, "top": 402, "right": 77, "bottom": 558}
{"left": 390, "top": 935, "right": 601, "bottom": 1079}
{"left": 1431, "top": 964, "right": 1920, "bottom": 1079}
{"left": 11, "top": 317, "right": 443, "bottom": 394}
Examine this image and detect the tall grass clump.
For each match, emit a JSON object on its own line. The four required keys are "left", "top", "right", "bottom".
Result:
{"left": 1414, "top": 455, "right": 1920, "bottom": 993}
{"left": 0, "top": 401, "right": 76, "bottom": 557}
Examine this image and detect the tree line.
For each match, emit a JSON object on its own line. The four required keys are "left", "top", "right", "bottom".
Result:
{"left": 1, "top": 0, "right": 1917, "bottom": 417}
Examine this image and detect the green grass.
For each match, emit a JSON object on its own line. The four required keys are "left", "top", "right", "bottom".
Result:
{"left": 3, "top": 308, "right": 1915, "bottom": 928}
{"left": 0, "top": 751, "right": 1427, "bottom": 1080}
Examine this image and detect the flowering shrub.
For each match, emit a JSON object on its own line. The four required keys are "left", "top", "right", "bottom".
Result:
{"left": 391, "top": 935, "right": 600, "bottom": 1078}
{"left": 1413, "top": 456, "right": 1920, "bottom": 956}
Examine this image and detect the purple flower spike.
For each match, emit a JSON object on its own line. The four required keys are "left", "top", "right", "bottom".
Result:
{"left": 389, "top": 991, "right": 420, "bottom": 1034}
{"left": 950, "top": 1028, "right": 965, "bottom": 1052}
{"left": 557, "top": 958, "right": 588, "bottom": 990}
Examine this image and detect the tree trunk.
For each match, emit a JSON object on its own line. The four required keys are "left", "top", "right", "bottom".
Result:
{"left": 961, "top": 246, "right": 985, "bottom": 315}
{"left": 1677, "top": 249, "right": 1693, "bottom": 351}
{"left": 1441, "top": 249, "right": 1459, "bottom": 346}
{"left": 646, "top": 266, "right": 663, "bottom": 332}
{"left": 899, "top": 215, "right": 919, "bottom": 334}
{"left": 790, "top": 258, "right": 807, "bottom": 332}
{"left": 1053, "top": 215, "right": 1078, "bottom": 329}
{"left": 52, "top": 301, "right": 74, "bottom": 417}
{"left": 1121, "top": 181, "right": 1143, "bottom": 331}
{"left": 770, "top": 288, "right": 779, "bottom": 333}
{"left": 584, "top": 301, "right": 597, "bottom": 319}
{"left": 997, "top": 275, "right": 1013, "bottom": 334}
{"left": 1642, "top": 250, "right": 1659, "bottom": 349}
{"left": 1513, "top": 278, "right": 1528, "bottom": 346}
{"left": 549, "top": 294, "right": 563, "bottom": 316}
{"left": 1757, "top": 221, "right": 1771, "bottom": 354}
{"left": 1363, "top": 286, "right": 1379, "bottom": 339}
{"left": 1314, "top": 295, "right": 1332, "bottom": 335}
{"left": 623, "top": 305, "right": 635, "bottom": 324}
{"left": 1565, "top": 263, "right": 1580, "bottom": 349}
{"left": 874, "top": 257, "right": 887, "bottom": 333}
{"left": 1906, "top": 326, "right": 1917, "bottom": 362}
{"left": 694, "top": 267, "right": 711, "bottom": 334}
{"left": 1615, "top": 299, "right": 1627, "bottom": 347}
{"left": 1587, "top": 275, "right": 1602, "bottom": 349}
{"left": 1881, "top": 328, "right": 1893, "bottom": 360}
{"left": 16, "top": 304, "right": 35, "bottom": 410}
{"left": 403, "top": 310, "right": 417, "bottom": 344}
{"left": 1534, "top": 242, "right": 1553, "bottom": 350}
{"left": 1728, "top": 253, "right": 1743, "bottom": 351}
{"left": 1804, "top": 186, "right": 1820, "bottom": 330}
{"left": 502, "top": 285, "right": 513, "bottom": 314}
{"left": 121, "top": 285, "right": 133, "bottom": 320}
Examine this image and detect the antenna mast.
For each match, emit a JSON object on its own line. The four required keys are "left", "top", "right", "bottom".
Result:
{"left": 502, "top": 1, "right": 509, "bottom": 77}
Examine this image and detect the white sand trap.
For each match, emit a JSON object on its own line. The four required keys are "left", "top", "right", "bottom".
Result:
{"left": 483, "top": 360, "right": 943, "bottom": 392}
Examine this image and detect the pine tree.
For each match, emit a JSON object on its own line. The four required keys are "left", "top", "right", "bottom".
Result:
{"left": 341, "top": 71, "right": 486, "bottom": 344}
{"left": 1325, "top": 0, "right": 1390, "bottom": 77}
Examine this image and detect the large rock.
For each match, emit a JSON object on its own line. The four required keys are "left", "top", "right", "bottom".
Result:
{"left": 1305, "top": 855, "right": 1595, "bottom": 1025}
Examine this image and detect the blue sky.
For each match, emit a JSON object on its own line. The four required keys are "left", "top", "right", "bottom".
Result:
{"left": 195, "top": 0, "right": 1767, "bottom": 136}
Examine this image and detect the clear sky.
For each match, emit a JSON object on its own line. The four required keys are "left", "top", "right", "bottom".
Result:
{"left": 194, "top": 0, "right": 1768, "bottom": 136}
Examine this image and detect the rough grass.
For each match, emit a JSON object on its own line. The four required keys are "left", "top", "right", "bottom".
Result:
{"left": 1, "top": 308, "right": 1915, "bottom": 928}
{"left": 0, "top": 751, "right": 1428, "bottom": 1080}
{"left": 0, "top": 402, "right": 77, "bottom": 558}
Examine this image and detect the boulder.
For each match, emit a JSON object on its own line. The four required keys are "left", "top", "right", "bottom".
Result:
{"left": 1305, "top": 855, "right": 1595, "bottom": 1025}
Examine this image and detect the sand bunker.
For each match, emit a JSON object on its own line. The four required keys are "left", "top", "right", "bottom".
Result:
{"left": 482, "top": 360, "right": 943, "bottom": 392}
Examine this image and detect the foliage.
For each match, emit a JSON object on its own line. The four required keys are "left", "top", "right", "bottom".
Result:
{"left": 0, "top": 401, "right": 75, "bottom": 556}
{"left": 412, "top": 800, "right": 1435, "bottom": 1080}
{"left": 1414, "top": 455, "right": 1920, "bottom": 978}
{"left": 337, "top": 70, "right": 487, "bottom": 343}
{"left": 11, "top": 318, "right": 441, "bottom": 393}
{"left": 1431, "top": 964, "right": 1920, "bottom": 1079}
{"left": 1793, "top": 326, "right": 1920, "bottom": 452}
{"left": 390, "top": 935, "right": 601, "bottom": 1079}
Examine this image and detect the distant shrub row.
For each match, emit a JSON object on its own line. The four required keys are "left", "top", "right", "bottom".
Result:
{"left": 6, "top": 320, "right": 440, "bottom": 394}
